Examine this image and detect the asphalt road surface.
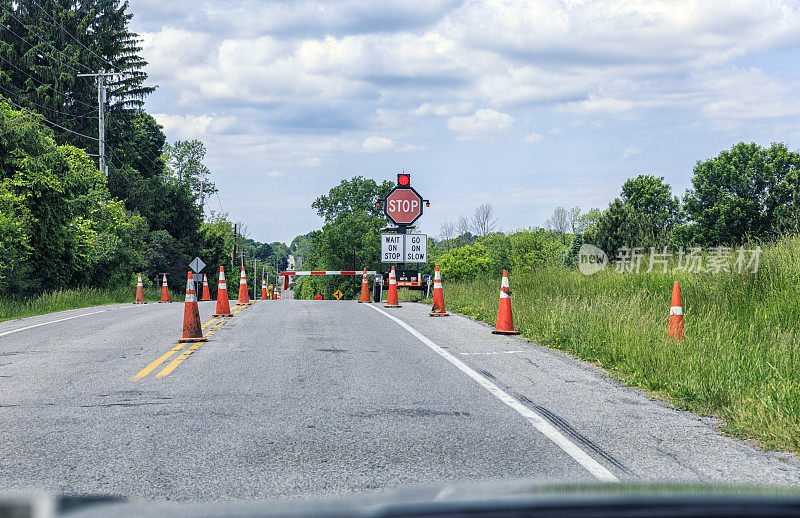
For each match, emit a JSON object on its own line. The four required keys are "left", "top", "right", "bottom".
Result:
{"left": 1, "top": 297, "right": 799, "bottom": 501}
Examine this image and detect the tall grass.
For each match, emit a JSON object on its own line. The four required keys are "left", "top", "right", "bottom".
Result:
{"left": 435, "top": 236, "right": 800, "bottom": 452}
{"left": 0, "top": 285, "right": 168, "bottom": 322}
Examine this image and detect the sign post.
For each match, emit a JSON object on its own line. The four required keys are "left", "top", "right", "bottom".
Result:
{"left": 189, "top": 256, "right": 206, "bottom": 292}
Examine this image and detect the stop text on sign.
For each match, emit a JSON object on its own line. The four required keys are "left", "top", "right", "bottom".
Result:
{"left": 388, "top": 198, "right": 418, "bottom": 213}
{"left": 381, "top": 234, "right": 403, "bottom": 262}
{"left": 384, "top": 187, "right": 423, "bottom": 225}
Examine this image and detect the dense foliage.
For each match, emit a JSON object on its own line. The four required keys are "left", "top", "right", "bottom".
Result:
{"left": 0, "top": 1, "right": 239, "bottom": 297}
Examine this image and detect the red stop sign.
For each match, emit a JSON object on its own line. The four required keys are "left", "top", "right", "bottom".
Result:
{"left": 385, "top": 187, "right": 423, "bottom": 225}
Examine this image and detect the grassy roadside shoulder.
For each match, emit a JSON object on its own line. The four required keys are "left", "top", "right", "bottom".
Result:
{"left": 0, "top": 285, "right": 172, "bottom": 322}
{"left": 424, "top": 236, "right": 800, "bottom": 453}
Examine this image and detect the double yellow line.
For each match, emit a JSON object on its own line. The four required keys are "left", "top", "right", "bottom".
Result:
{"left": 130, "top": 303, "right": 249, "bottom": 380}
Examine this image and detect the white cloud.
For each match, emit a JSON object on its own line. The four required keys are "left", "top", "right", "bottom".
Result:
{"left": 561, "top": 95, "right": 662, "bottom": 115}
{"left": 361, "top": 136, "right": 395, "bottom": 152}
{"left": 446, "top": 109, "right": 515, "bottom": 137}
{"left": 300, "top": 156, "right": 323, "bottom": 167}
{"left": 130, "top": 0, "right": 800, "bottom": 243}
{"left": 698, "top": 67, "right": 800, "bottom": 120}
{"left": 411, "top": 102, "right": 473, "bottom": 117}
{"left": 620, "top": 146, "right": 641, "bottom": 160}
{"left": 265, "top": 170, "right": 285, "bottom": 178}
{"left": 152, "top": 113, "right": 235, "bottom": 140}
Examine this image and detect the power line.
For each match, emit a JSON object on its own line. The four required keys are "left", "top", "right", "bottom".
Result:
{"left": 0, "top": 4, "right": 93, "bottom": 74}
{"left": 108, "top": 118, "right": 166, "bottom": 176}
{"left": 29, "top": 0, "right": 117, "bottom": 72}
{"left": 0, "top": 95, "right": 98, "bottom": 141}
{"left": 0, "top": 81, "right": 96, "bottom": 121}
{"left": 106, "top": 147, "right": 139, "bottom": 186}
{"left": 0, "top": 53, "right": 97, "bottom": 111}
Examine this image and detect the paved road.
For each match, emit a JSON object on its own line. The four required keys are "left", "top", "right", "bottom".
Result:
{"left": 1, "top": 298, "right": 799, "bottom": 501}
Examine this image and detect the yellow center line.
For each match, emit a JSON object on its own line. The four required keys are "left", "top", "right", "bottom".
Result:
{"left": 130, "top": 313, "right": 225, "bottom": 380}
{"left": 130, "top": 343, "right": 189, "bottom": 380}
{"left": 156, "top": 343, "right": 202, "bottom": 377}
{"left": 201, "top": 316, "right": 221, "bottom": 330}
{"left": 131, "top": 302, "right": 252, "bottom": 380}
{"left": 155, "top": 316, "right": 231, "bottom": 377}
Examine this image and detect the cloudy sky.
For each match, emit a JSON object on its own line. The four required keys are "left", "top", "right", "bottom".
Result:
{"left": 130, "top": 0, "right": 800, "bottom": 244}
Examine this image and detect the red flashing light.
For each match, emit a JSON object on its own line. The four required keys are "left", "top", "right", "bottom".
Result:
{"left": 397, "top": 173, "right": 410, "bottom": 186}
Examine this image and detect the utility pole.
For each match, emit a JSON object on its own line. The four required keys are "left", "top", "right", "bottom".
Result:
{"left": 77, "top": 70, "right": 129, "bottom": 177}
{"left": 231, "top": 224, "right": 237, "bottom": 269}
{"left": 199, "top": 180, "right": 204, "bottom": 211}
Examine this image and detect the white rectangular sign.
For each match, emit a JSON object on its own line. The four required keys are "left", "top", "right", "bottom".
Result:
{"left": 404, "top": 234, "right": 427, "bottom": 263}
{"left": 381, "top": 234, "right": 403, "bottom": 262}
{"left": 381, "top": 234, "right": 427, "bottom": 263}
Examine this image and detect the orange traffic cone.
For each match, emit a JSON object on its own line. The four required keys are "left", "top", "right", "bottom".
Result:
{"left": 429, "top": 266, "right": 449, "bottom": 316}
{"left": 261, "top": 278, "right": 268, "bottom": 300}
{"left": 178, "top": 271, "right": 206, "bottom": 343}
{"left": 492, "top": 270, "right": 519, "bottom": 335}
{"left": 358, "top": 268, "right": 370, "bottom": 303}
{"left": 158, "top": 274, "right": 171, "bottom": 303}
{"left": 384, "top": 266, "right": 401, "bottom": 308}
{"left": 134, "top": 273, "right": 146, "bottom": 304}
{"left": 238, "top": 266, "right": 250, "bottom": 305}
{"left": 668, "top": 281, "right": 684, "bottom": 341}
{"left": 213, "top": 266, "right": 233, "bottom": 317}
{"left": 200, "top": 274, "right": 212, "bottom": 301}
{"left": 275, "top": 285, "right": 280, "bottom": 300}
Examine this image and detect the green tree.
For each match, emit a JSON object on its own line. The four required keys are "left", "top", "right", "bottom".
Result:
{"left": 199, "top": 211, "right": 234, "bottom": 287}
{"left": 621, "top": 174, "right": 681, "bottom": 231}
{"left": 296, "top": 211, "right": 383, "bottom": 299}
{"left": 684, "top": 142, "right": 800, "bottom": 244}
{"left": 0, "top": 99, "right": 139, "bottom": 293}
{"left": 0, "top": 0, "right": 154, "bottom": 153}
{"left": 253, "top": 243, "right": 273, "bottom": 262}
{"left": 584, "top": 175, "right": 680, "bottom": 257}
{"left": 584, "top": 199, "right": 650, "bottom": 258}
{"left": 311, "top": 176, "right": 393, "bottom": 222}
{"left": 290, "top": 232, "right": 314, "bottom": 259}
{"left": 163, "top": 139, "right": 216, "bottom": 203}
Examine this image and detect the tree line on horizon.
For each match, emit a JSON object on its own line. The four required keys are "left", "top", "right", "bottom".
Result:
{"left": 0, "top": 1, "right": 288, "bottom": 297}
{"left": 284, "top": 141, "right": 800, "bottom": 291}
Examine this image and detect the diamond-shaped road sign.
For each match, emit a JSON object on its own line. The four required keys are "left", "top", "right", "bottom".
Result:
{"left": 189, "top": 256, "right": 206, "bottom": 273}
{"left": 333, "top": 290, "right": 343, "bottom": 300}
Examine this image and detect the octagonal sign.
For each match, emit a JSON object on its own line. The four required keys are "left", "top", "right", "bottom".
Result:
{"left": 384, "top": 187, "right": 423, "bottom": 225}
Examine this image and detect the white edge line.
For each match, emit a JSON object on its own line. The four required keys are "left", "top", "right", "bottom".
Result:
{"left": 0, "top": 310, "right": 107, "bottom": 337}
{"left": 367, "top": 304, "right": 619, "bottom": 482}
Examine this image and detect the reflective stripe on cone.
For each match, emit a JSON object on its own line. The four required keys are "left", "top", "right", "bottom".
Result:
{"left": 492, "top": 270, "right": 519, "bottom": 335}
{"left": 179, "top": 271, "right": 206, "bottom": 343}
{"left": 429, "top": 265, "right": 449, "bottom": 316}
{"left": 213, "top": 266, "right": 233, "bottom": 317}
{"left": 384, "top": 266, "right": 401, "bottom": 308}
